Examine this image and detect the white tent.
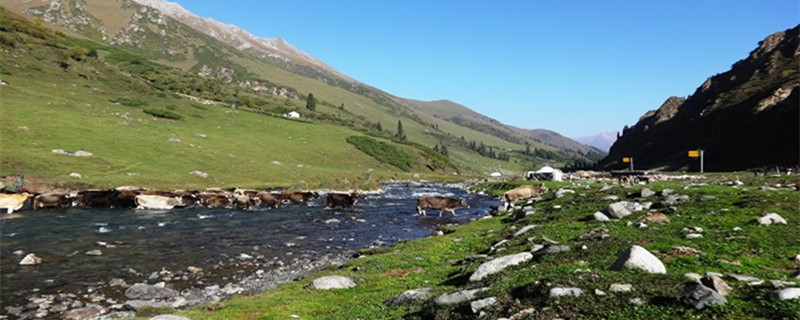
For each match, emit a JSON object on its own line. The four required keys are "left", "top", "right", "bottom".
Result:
{"left": 526, "top": 166, "right": 564, "bottom": 181}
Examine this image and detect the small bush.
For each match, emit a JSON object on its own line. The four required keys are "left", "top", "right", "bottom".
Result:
{"left": 110, "top": 97, "right": 148, "bottom": 107}
{"left": 346, "top": 136, "right": 415, "bottom": 171}
{"left": 143, "top": 108, "right": 181, "bottom": 120}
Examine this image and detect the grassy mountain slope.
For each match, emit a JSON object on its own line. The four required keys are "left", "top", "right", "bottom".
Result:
{"left": 2, "top": 0, "right": 603, "bottom": 188}
{"left": 0, "top": 8, "right": 462, "bottom": 189}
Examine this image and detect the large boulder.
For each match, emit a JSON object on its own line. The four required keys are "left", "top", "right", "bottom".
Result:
{"left": 469, "top": 252, "right": 533, "bottom": 281}
{"left": 611, "top": 245, "right": 667, "bottom": 274}
{"left": 308, "top": 276, "right": 356, "bottom": 290}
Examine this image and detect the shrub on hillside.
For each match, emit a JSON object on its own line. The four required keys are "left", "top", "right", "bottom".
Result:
{"left": 143, "top": 108, "right": 182, "bottom": 120}
{"left": 346, "top": 136, "right": 415, "bottom": 171}
{"left": 110, "top": 97, "right": 148, "bottom": 107}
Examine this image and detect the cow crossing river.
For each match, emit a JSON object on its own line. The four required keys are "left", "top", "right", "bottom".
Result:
{"left": 0, "top": 183, "right": 500, "bottom": 315}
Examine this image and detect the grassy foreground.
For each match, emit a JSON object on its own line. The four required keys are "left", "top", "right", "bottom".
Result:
{"left": 145, "top": 174, "right": 799, "bottom": 320}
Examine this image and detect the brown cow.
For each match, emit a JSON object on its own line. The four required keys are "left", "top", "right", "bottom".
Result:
{"left": 503, "top": 183, "right": 548, "bottom": 210}
{"left": 76, "top": 190, "right": 120, "bottom": 208}
{"left": 200, "top": 193, "right": 233, "bottom": 208}
{"left": 416, "top": 196, "right": 469, "bottom": 217}
{"left": 325, "top": 192, "right": 362, "bottom": 209}
{"left": 116, "top": 187, "right": 143, "bottom": 208}
{"left": 33, "top": 193, "right": 72, "bottom": 209}
{"left": 282, "top": 190, "right": 319, "bottom": 204}
{"left": 256, "top": 191, "right": 285, "bottom": 208}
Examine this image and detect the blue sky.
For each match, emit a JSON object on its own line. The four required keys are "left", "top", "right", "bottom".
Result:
{"left": 172, "top": 1, "right": 798, "bottom": 137}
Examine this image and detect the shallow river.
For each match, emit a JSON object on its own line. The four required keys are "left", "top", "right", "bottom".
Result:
{"left": 0, "top": 183, "right": 500, "bottom": 312}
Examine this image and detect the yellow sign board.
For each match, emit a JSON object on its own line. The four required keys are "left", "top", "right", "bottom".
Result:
{"left": 688, "top": 150, "right": 700, "bottom": 158}
{"left": 622, "top": 157, "right": 630, "bottom": 163}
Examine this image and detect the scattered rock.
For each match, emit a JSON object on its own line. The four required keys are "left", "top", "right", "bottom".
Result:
{"left": 543, "top": 245, "right": 570, "bottom": 255}
{"left": 73, "top": 150, "right": 93, "bottom": 157}
{"left": 700, "top": 195, "right": 716, "bottom": 201}
{"left": 602, "top": 195, "right": 619, "bottom": 201}
{"left": 555, "top": 189, "right": 575, "bottom": 198}
{"left": 685, "top": 233, "right": 703, "bottom": 239}
{"left": 69, "top": 172, "right": 83, "bottom": 179}
{"left": 434, "top": 288, "right": 488, "bottom": 306}
{"left": 676, "top": 283, "right": 727, "bottom": 309}
{"left": 726, "top": 274, "right": 764, "bottom": 286}
{"left": 470, "top": 297, "right": 496, "bottom": 313}
{"left": 19, "top": 253, "right": 42, "bottom": 266}
{"left": 605, "top": 201, "right": 642, "bottom": 219}
{"left": 189, "top": 170, "right": 208, "bottom": 178}
{"left": 599, "top": 185, "right": 613, "bottom": 192}
{"left": 187, "top": 266, "right": 202, "bottom": 274}
{"left": 592, "top": 211, "right": 611, "bottom": 221}
{"left": 684, "top": 273, "right": 703, "bottom": 283}
{"left": 669, "top": 246, "right": 704, "bottom": 257}
{"left": 662, "top": 194, "right": 690, "bottom": 206}
{"left": 109, "top": 278, "right": 127, "bottom": 287}
{"left": 308, "top": 276, "right": 356, "bottom": 290}
{"left": 758, "top": 213, "right": 787, "bottom": 225}
{"left": 701, "top": 276, "right": 732, "bottom": 296}
{"left": 770, "top": 288, "right": 800, "bottom": 300}
{"left": 124, "top": 283, "right": 179, "bottom": 300}
{"left": 63, "top": 306, "right": 103, "bottom": 319}
{"left": 125, "top": 299, "right": 171, "bottom": 311}
{"left": 640, "top": 188, "right": 656, "bottom": 198}
{"left": 594, "top": 289, "right": 607, "bottom": 296}
{"left": 85, "top": 250, "right": 103, "bottom": 256}
{"left": 513, "top": 225, "right": 538, "bottom": 238}
{"left": 470, "top": 252, "right": 533, "bottom": 281}
{"left": 611, "top": 245, "right": 667, "bottom": 274}
{"left": 384, "top": 288, "right": 432, "bottom": 306}
{"left": 769, "top": 280, "right": 796, "bottom": 288}
{"left": 324, "top": 219, "right": 341, "bottom": 225}
{"left": 629, "top": 297, "right": 645, "bottom": 306}
{"left": 609, "top": 283, "right": 633, "bottom": 293}
{"left": 549, "top": 287, "right": 583, "bottom": 298}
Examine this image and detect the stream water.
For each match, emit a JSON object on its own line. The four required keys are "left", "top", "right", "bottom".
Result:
{"left": 0, "top": 183, "right": 500, "bottom": 314}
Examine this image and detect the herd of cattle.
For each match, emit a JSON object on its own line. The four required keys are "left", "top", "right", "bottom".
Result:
{"left": 0, "top": 182, "right": 550, "bottom": 216}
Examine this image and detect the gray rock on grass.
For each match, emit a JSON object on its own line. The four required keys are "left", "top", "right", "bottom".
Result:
{"left": 549, "top": 287, "right": 583, "bottom": 298}
{"left": 770, "top": 288, "right": 800, "bottom": 300}
{"left": 758, "top": 213, "right": 787, "bottom": 225}
{"left": 384, "top": 288, "right": 432, "bottom": 306}
{"left": 308, "top": 276, "right": 356, "bottom": 290}
{"left": 470, "top": 252, "right": 533, "bottom": 281}
{"left": 434, "top": 288, "right": 488, "bottom": 306}
{"left": 676, "top": 283, "right": 727, "bottom": 309}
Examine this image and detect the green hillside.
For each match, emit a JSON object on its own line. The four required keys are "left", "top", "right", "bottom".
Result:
{"left": 0, "top": 6, "right": 600, "bottom": 190}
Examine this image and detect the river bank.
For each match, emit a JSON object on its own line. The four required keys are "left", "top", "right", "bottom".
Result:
{"left": 1, "top": 183, "right": 500, "bottom": 320}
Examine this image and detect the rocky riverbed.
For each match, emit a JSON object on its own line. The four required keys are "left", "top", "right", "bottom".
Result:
{"left": 1, "top": 183, "right": 500, "bottom": 319}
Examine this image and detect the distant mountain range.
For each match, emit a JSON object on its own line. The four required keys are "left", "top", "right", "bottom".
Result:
{"left": 599, "top": 25, "right": 799, "bottom": 171}
{"left": 575, "top": 131, "right": 618, "bottom": 152}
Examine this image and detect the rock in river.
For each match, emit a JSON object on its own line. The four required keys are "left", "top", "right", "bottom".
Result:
{"left": 124, "top": 283, "right": 179, "bottom": 300}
